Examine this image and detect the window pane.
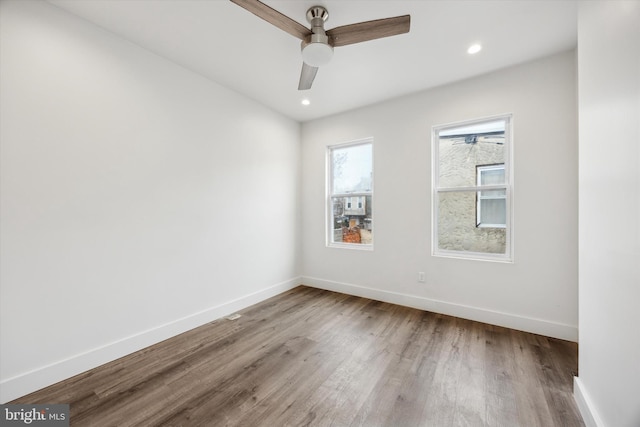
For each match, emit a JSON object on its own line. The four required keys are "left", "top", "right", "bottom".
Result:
{"left": 437, "top": 191, "right": 506, "bottom": 254}
{"left": 479, "top": 167, "right": 504, "bottom": 186}
{"left": 479, "top": 198, "right": 506, "bottom": 225}
{"left": 479, "top": 189, "right": 506, "bottom": 198}
{"left": 438, "top": 121, "right": 505, "bottom": 188}
{"left": 332, "top": 144, "right": 372, "bottom": 194}
{"left": 331, "top": 195, "right": 372, "bottom": 244}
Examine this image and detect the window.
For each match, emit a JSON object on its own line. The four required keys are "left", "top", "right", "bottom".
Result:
{"left": 432, "top": 115, "right": 512, "bottom": 260}
{"left": 476, "top": 164, "right": 506, "bottom": 228}
{"left": 328, "top": 140, "right": 373, "bottom": 248}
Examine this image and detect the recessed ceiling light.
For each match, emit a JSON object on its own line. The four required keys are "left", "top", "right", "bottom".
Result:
{"left": 467, "top": 43, "right": 482, "bottom": 54}
{"left": 301, "top": 98, "right": 311, "bottom": 106}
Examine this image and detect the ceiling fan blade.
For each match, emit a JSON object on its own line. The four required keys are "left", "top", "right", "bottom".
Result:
{"left": 327, "top": 15, "right": 410, "bottom": 47}
{"left": 298, "top": 63, "right": 318, "bottom": 90}
{"left": 230, "top": 0, "right": 311, "bottom": 40}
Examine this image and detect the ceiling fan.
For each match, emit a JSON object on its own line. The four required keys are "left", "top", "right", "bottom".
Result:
{"left": 230, "top": 0, "right": 411, "bottom": 90}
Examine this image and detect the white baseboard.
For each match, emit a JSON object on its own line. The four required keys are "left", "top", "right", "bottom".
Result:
{"left": 301, "top": 276, "right": 578, "bottom": 342}
{"left": 0, "top": 277, "right": 300, "bottom": 404}
{"left": 573, "top": 377, "right": 605, "bottom": 427}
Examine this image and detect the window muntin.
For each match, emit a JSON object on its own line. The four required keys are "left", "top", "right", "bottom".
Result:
{"left": 432, "top": 115, "right": 512, "bottom": 261}
{"left": 328, "top": 140, "right": 373, "bottom": 248}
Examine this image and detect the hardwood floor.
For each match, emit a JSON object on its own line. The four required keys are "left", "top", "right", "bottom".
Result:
{"left": 12, "top": 286, "right": 584, "bottom": 426}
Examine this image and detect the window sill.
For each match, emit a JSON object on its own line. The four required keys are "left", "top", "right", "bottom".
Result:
{"left": 328, "top": 242, "right": 374, "bottom": 251}
{"left": 433, "top": 249, "right": 513, "bottom": 263}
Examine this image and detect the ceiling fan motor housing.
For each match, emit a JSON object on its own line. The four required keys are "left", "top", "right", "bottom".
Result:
{"left": 306, "top": 6, "right": 329, "bottom": 24}
{"left": 301, "top": 6, "right": 333, "bottom": 67}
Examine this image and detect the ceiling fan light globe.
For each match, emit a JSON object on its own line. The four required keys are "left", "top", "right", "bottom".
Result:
{"left": 302, "top": 42, "right": 334, "bottom": 67}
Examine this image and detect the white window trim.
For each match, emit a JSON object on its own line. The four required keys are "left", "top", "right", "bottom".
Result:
{"left": 326, "top": 138, "right": 374, "bottom": 250}
{"left": 431, "top": 114, "right": 513, "bottom": 262}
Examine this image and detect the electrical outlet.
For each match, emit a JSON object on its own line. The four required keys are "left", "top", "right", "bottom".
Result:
{"left": 418, "top": 272, "right": 426, "bottom": 283}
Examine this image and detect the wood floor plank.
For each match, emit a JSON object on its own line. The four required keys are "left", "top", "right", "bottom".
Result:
{"left": 484, "top": 328, "right": 520, "bottom": 427}
{"left": 11, "top": 286, "right": 584, "bottom": 427}
{"left": 451, "top": 320, "right": 487, "bottom": 427}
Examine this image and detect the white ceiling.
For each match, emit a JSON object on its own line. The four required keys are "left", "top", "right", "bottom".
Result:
{"left": 46, "top": 0, "right": 578, "bottom": 123}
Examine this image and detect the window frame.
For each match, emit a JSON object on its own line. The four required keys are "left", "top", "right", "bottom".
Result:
{"left": 326, "top": 138, "right": 374, "bottom": 250}
{"left": 431, "top": 114, "right": 513, "bottom": 262}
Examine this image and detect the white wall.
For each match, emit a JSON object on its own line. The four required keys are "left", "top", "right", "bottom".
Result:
{"left": 574, "top": 2, "right": 640, "bottom": 427}
{"left": 301, "top": 51, "right": 578, "bottom": 341}
{"left": 0, "top": 0, "right": 301, "bottom": 402}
